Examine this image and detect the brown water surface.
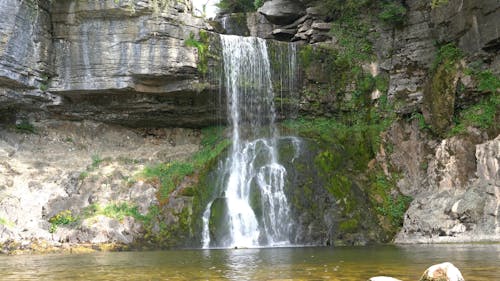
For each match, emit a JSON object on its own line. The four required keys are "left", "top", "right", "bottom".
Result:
{"left": 0, "top": 244, "right": 499, "bottom": 280}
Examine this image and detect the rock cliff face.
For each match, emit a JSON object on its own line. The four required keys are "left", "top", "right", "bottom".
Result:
{"left": 1, "top": 0, "right": 223, "bottom": 127}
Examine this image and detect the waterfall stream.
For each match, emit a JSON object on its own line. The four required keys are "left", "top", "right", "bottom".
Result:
{"left": 202, "top": 35, "right": 298, "bottom": 248}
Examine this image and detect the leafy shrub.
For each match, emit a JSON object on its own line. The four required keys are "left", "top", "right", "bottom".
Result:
{"left": 49, "top": 210, "right": 76, "bottom": 233}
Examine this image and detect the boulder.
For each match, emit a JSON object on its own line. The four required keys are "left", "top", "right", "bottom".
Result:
{"left": 258, "top": 0, "right": 305, "bottom": 25}
{"left": 419, "top": 262, "right": 464, "bottom": 281}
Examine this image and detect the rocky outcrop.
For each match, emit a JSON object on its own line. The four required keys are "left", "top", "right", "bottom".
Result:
{"left": 395, "top": 135, "right": 500, "bottom": 243}
{"left": 0, "top": 120, "right": 201, "bottom": 252}
{"left": 257, "top": 0, "right": 305, "bottom": 25}
{"left": 431, "top": 0, "right": 500, "bottom": 54}
{"left": 0, "top": 0, "right": 224, "bottom": 127}
{"left": 0, "top": 0, "right": 60, "bottom": 116}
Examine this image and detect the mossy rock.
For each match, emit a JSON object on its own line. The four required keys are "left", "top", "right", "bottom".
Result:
{"left": 208, "top": 197, "right": 231, "bottom": 246}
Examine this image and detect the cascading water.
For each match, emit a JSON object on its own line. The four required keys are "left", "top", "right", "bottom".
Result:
{"left": 201, "top": 35, "right": 299, "bottom": 248}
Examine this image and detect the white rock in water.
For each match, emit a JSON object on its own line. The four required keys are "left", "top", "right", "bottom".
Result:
{"left": 420, "top": 262, "right": 465, "bottom": 281}
{"left": 368, "top": 277, "right": 403, "bottom": 281}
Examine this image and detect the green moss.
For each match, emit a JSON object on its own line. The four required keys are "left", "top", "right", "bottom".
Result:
{"left": 425, "top": 43, "right": 462, "bottom": 135}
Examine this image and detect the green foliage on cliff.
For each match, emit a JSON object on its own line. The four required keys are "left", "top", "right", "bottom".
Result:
{"left": 15, "top": 120, "right": 36, "bottom": 134}
{"left": 431, "top": 0, "right": 449, "bottom": 9}
{"left": 216, "top": 0, "right": 256, "bottom": 13}
{"left": 450, "top": 94, "right": 500, "bottom": 135}
{"left": 185, "top": 31, "right": 210, "bottom": 75}
{"left": 49, "top": 210, "right": 76, "bottom": 233}
{"left": 370, "top": 173, "right": 412, "bottom": 228}
{"left": 138, "top": 126, "right": 229, "bottom": 203}
{"left": 0, "top": 217, "right": 13, "bottom": 228}
{"left": 432, "top": 43, "right": 462, "bottom": 72}
{"left": 425, "top": 43, "right": 462, "bottom": 136}
{"left": 474, "top": 70, "right": 500, "bottom": 93}
{"left": 378, "top": 1, "right": 407, "bottom": 26}
{"left": 319, "top": 0, "right": 406, "bottom": 27}
{"left": 83, "top": 203, "right": 147, "bottom": 222}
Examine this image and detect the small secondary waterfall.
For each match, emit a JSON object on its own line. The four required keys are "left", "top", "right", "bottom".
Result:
{"left": 201, "top": 35, "right": 298, "bottom": 248}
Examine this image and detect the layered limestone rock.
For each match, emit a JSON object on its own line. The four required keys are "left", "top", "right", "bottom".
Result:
{"left": 0, "top": 0, "right": 60, "bottom": 116}
{"left": 1, "top": 0, "right": 223, "bottom": 127}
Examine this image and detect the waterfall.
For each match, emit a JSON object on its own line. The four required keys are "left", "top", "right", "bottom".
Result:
{"left": 202, "top": 35, "right": 298, "bottom": 248}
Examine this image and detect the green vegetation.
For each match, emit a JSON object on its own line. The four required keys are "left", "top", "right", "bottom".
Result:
{"left": 319, "top": 0, "right": 406, "bottom": 27}
{"left": 431, "top": 0, "right": 449, "bottom": 9}
{"left": 216, "top": 0, "right": 256, "bottom": 13}
{"left": 425, "top": 43, "right": 463, "bottom": 135}
{"left": 431, "top": 43, "right": 462, "bottom": 72}
{"left": 83, "top": 203, "right": 147, "bottom": 222}
{"left": 91, "top": 154, "right": 103, "bottom": 169}
{"left": 49, "top": 210, "right": 76, "bottom": 233}
{"left": 426, "top": 44, "right": 499, "bottom": 136}
{"left": 410, "top": 112, "right": 430, "bottom": 131}
{"left": 137, "top": 126, "right": 229, "bottom": 204}
{"left": 0, "top": 217, "right": 13, "bottom": 228}
{"left": 79, "top": 171, "right": 89, "bottom": 180}
{"left": 291, "top": 4, "right": 414, "bottom": 237}
{"left": 378, "top": 1, "right": 407, "bottom": 26}
{"left": 320, "top": 0, "right": 372, "bottom": 19}
{"left": 369, "top": 173, "right": 412, "bottom": 228}
{"left": 472, "top": 70, "right": 500, "bottom": 93}
{"left": 15, "top": 120, "right": 36, "bottom": 134}
{"left": 450, "top": 94, "right": 500, "bottom": 135}
{"left": 185, "top": 31, "right": 210, "bottom": 75}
